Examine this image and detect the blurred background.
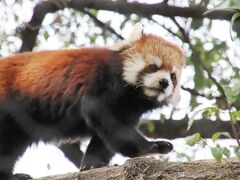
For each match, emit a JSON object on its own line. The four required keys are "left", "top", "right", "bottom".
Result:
{"left": 0, "top": 0, "right": 240, "bottom": 178}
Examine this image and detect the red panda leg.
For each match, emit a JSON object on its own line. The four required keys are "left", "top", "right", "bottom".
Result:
{"left": 0, "top": 114, "right": 31, "bottom": 180}
{"left": 82, "top": 98, "right": 173, "bottom": 159}
{"left": 80, "top": 134, "right": 114, "bottom": 170}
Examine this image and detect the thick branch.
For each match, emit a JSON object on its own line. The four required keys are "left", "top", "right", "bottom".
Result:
{"left": 139, "top": 118, "right": 238, "bottom": 139}
{"left": 181, "top": 86, "right": 207, "bottom": 98}
{"left": 69, "top": 0, "right": 234, "bottom": 21}
{"left": 19, "top": 0, "right": 236, "bottom": 52}
{"left": 82, "top": 9, "right": 124, "bottom": 39}
{"left": 36, "top": 157, "right": 240, "bottom": 180}
{"left": 19, "top": 0, "right": 67, "bottom": 52}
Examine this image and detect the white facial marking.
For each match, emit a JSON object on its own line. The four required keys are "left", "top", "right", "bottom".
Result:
{"left": 172, "top": 66, "right": 181, "bottom": 78}
{"left": 157, "top": 94, "right": 165, "bottom": 102}
{"left": 123, "top": 55, "right": 145, "bottom": 84}
{"left": 144, "top": 88, "right": 158, "bottom": 97}
{"left": 168, "top": 70, "right": 182, "bottom": 105}
{"left": 166, "top": 66, "right": 181, "bottom": 104}
{"left": 142, "top": 70, "right": 174, "bottom": 102}
{"left": 167, "top": 83, "right": 180, "bottom": 105}
{"left": 147, "top": 55, "right": 162, "bottom": 67}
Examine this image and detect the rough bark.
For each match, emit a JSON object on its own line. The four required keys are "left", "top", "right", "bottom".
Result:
{"left": 36, "top": 157, "right": 240, "bottom": 180}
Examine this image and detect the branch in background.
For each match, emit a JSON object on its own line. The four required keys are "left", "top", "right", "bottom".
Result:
{"left": 170, "top": 17, "right": 240, "bottom": 147}
{"left": 181, "top": 86, "right": 208, "bottom": 98}
{"left": 19, "top": 0, "right": 68, "bottom": 52}
{"left": 170, "top": 17, "right": 190, "bottom": 43}
{"left": 150, "top": 18, "right": 184, "bottom": 42}
{"left": 169, "top": 17, "right": 227, "bottom": 99}
{"left": 196, "top": 55, "right": 227, "bottom": 98}
{"left": 139, "top": 118, "right": 239, "bottom": 139}
{"left": 82, "top": 9, "right": 124, "bottom": 40}
{"left": 19, "top": 0, "right": 238, "bottom": 53}
{"left": 69, "top": 0, "right": 236, "bottom": 21}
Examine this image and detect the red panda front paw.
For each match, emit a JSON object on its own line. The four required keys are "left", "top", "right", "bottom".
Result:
{"left": 153, "top": 141, "right": 173, "bottom": 154}
{"left": 13, "top": 173, "right": 32, "bottom": 180}
{"left": 80, "top": 160, "right": 108, "bottom": 171}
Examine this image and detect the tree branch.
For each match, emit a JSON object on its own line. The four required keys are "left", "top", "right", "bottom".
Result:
{"left": 150, "top": 18, "right": 184, "bottom": 42}
{"left": 19, "top": 0, "right": 67, "bottom": 52}
{"left": 169, "top": 16, "right": 227, "bottom": 99}
{"left": 139, "top": 118, "right": 238, "bottom": 139}
{"left": 181, "top": 86, "right": 208, "bottom": 98}
{"left": 36, "top": 157, "right": 240, "bottom": 180}
{"left": 69, "top": 0, "right": 234, "bottom": 21}
{"left": 82, "top": 9, "right": 124, "bottom": 40}
{"left": 170, "top": 17, "right": 190, "bottom": 43}
{"left": 19, "top": 0, "right": 237, "bottom": 53}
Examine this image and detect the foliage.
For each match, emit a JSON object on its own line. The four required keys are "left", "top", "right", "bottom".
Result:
{"left": 185, "top": 1, "right": 240, "bottom": 162}
{"left": 186, "top": 133, "right": 202, "bottom": 146}
{"left": 204, "top": 3, "right": 240, "bottom": 40}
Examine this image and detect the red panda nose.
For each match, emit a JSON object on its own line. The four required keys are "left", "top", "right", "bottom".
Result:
{"left": 159, "top": 79, "right": 169, "bottom": 89}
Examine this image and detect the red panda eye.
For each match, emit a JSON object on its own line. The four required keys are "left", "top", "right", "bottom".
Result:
{"left": 171, "top": 73, "right": 176, "bottom": 81}
{"left": 147, "top": 64, "right": 158, "bottom": 73}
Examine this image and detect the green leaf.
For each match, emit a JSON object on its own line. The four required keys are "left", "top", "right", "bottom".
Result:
{"left": 222, "top": 80, "right": 240, "bottom": 103}
{"left": 90, "top": 34, "right": 97, "bottom": 43}
{"left": 222, "top": 147, "right": 231, "bottom": 158}
{"left": 14, "top": 14, "right": 19, "bottom": 21}
{"left": 212, "top": 132, "right": 221, "bottom": 142}
{"left": 211, "top": 147, "right": 223, "bottom": 163}
{"left": 202, "top": 107, "right": 219, "bottom": 118}
{"left": 147, "top": 122, "right": 156, "bottom": 133}
{"left": 230, "top": 111, "right": 240, "bottom": 123}
{"left": 188, "top": 107, "right": 218, "bottom": 131}
{"left": 44, "top": 31, "right": 49, "bottom": 40}
{"left": 191, "top": 19, "right": 203, "bottom": 30}
{"left": 230, "top": 12, "right": 240, "bottom": 40}
{"left": 186, "top": 133, "right": 202, "bottom": 146}
{"left": 212, "top": 132, "right": 232, "bottom": 142}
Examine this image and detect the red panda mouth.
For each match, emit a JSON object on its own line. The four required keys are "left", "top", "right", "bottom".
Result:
{"left": 145, "top": 87, "right": 164, "bottom": 93}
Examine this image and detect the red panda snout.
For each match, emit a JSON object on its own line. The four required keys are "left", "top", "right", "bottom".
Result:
{"left": 142, "top": 69, "right": 175, "bottom": 102}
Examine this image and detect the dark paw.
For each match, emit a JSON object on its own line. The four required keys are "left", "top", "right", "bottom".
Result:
{"left": 154, "top": 141, "right": 173, "bottom": 154}
{"left": 13, "top": 173, "right": 32, "bottom": 180}
{"left": 80, "top": 161, "right": 107, "bottom": 171}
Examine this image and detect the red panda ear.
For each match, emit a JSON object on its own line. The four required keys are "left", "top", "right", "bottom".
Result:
{"left": 111, "top": 23, "right": 143, "bottom": 51}
{"left": 127, "top": 22, "right": 143, "bottom": 42}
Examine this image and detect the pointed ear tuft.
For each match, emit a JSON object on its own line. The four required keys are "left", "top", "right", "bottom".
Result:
{"left": 127, "top": 23, "right": 143, "bottom": 42}
{"left": 111, "top": 23, "right": 144, "bottom": 51}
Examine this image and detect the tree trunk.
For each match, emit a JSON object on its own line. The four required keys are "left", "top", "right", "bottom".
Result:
{"left": 36, "top": 157, "right": 240, "bottom": 180}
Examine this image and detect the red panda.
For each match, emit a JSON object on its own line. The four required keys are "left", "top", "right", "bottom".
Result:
{"left": 0, "top": 24, "right": 185, "bottom": 180}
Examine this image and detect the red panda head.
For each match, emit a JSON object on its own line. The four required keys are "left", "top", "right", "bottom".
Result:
{"left": 118, "top": 24, "right": 185, "bottom": 104}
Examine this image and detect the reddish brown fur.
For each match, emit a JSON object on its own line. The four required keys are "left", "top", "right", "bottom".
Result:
{"left": 0, "top": 48, "right": 113, "bottom": 101}
{"left": 121, "top": 34, "right": 185, "bottom": 71}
